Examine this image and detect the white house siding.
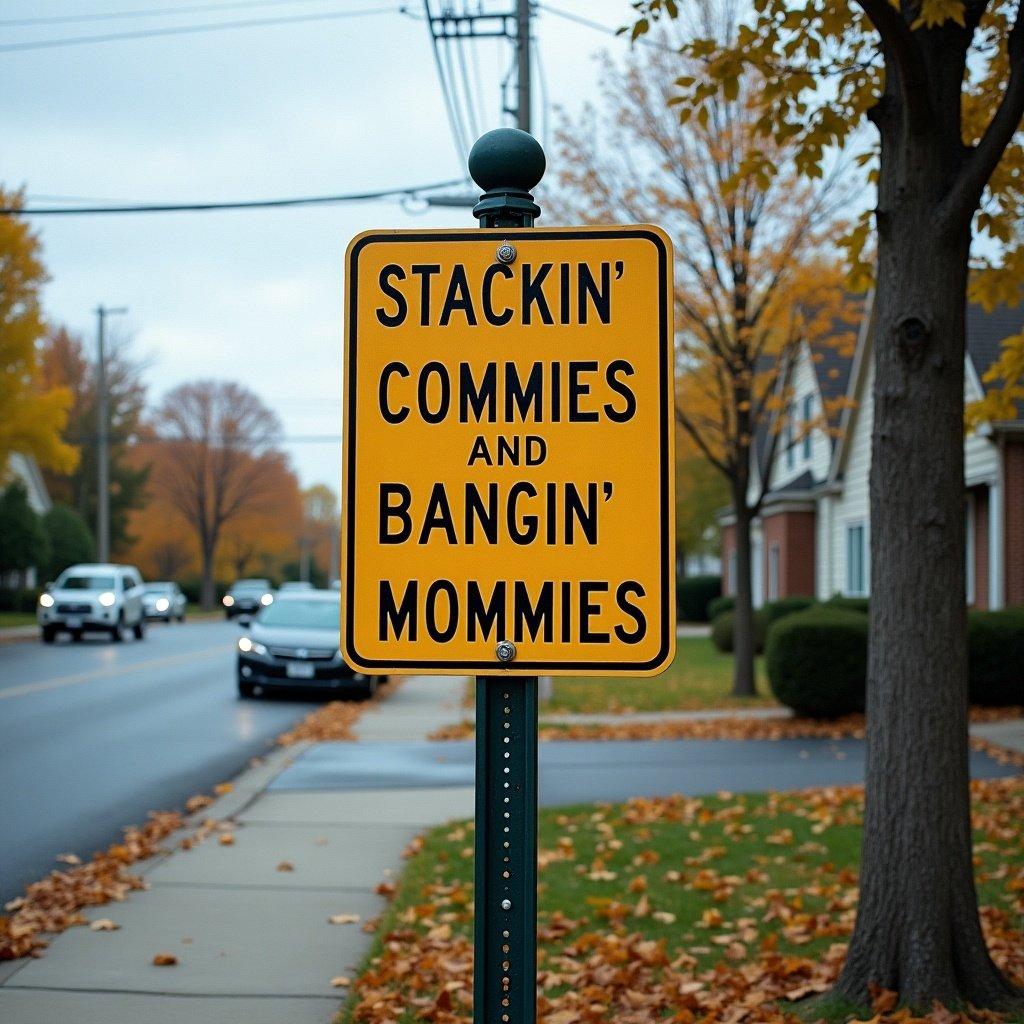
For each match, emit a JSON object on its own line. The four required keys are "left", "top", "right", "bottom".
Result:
{"left": 815, "top": 494, "right": 834, "bottom": 600}
{"left": 5, "top": 454, "right": 51, "bottom": 514}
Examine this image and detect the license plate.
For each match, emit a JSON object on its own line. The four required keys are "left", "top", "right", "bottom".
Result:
{"left": 286, "top": 662, "right": 315, "bottom": 679}
{"left": 65, "top": 617, "right": 82, "bottom": 629}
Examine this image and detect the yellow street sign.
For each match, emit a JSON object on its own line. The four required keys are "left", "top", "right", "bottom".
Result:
{"left": 341, "top": 226, "right": 675, "bottom": 676}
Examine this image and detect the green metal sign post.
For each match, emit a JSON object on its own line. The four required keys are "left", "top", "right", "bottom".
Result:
{"left": 470, "top": 128, "right": 545, "bottom": 1024}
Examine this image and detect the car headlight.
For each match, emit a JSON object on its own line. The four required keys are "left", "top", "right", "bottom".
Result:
{"left": 155, "top": 598, "right": 169, "bottom": 611}
{"left": 223, "top": 595, "right": 235, "bottom": 607}
{"left": 238, "top": 637, "right": 267, "bottom": 656}
{"left": 260, "top": 593, "right": 273, "bottom": 606}
{"left": 39, "top": 593, "right": 54, "bottom": 608}
{"left": 98, "top": 591, "right": 117, "bottom": 607}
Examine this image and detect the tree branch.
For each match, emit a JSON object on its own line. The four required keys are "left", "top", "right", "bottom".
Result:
{"left": 940, "top": 5, "right": 1024, "bottom": 227}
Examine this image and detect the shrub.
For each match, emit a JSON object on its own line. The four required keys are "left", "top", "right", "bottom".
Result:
{"left": 707, "top": 594, "right": 735, "bottom": 622}
{"left": 760, "top": 596, "right": 816, "bottom": 628}
{"left": 711, "top": 608, "right": 766, "bottom": 655}
{"left": 968, "top": 609, "right": 1024, "bottom": 706}
{"left": 677, "top": 575, "right": 721, "bottom": 622}
{"left": 824, "top": 594, "right": 870, "bottom": 615}
{"left": 42, "top": 504, "right": 95, "bottom": 581}
{"left": 765, "top": 608, "right": 867, "bottom": 718}
{"left": 0, "top": 587, "right": 42, "bottom": 613}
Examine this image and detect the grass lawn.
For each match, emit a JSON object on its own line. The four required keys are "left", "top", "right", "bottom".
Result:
{"left": 0, "top": 611, "right": 36, "bottom": 628}
{"left": 543, "top": 636, "right": 776, "bottom": 713}
{"left": 342, "top": 779, "right": 1023, "bottom": 1024}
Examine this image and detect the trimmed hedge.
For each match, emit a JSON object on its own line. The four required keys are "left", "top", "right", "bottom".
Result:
{"left": 707, "top": 594, "right": 735, "bottom": 622}
{"left": 711, "top": 608, "right": 766, "bottom": 655}
{"left": 677, "top": 575, "right": 721, "bottom": 623}
{"left": 765, "top": 608, "right": 868, "bottom": 718}
{"left": 968, "top": 609, "right": 1024, "bottom": 706}
{"left": 760, "top": 596, "right": 815, "bottom": 628}
{"left": 824, "top": 595, "right": 870, "bottom": 615}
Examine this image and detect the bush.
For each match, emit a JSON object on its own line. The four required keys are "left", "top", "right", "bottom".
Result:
{"left": 711, "top": 608, "right": 766, "bottom": 655}
{"left": 0, "top": 587, "right": 42, "bottom": 613}
{"left": 677, "top": 575, "right": 721, "bottom": 622}
{"left": 765, "top": 608, "right": 867, "bottom": 718}
{"left": 760, "top": 596, "right": 816, "bottom": 628}
{"left": 707, "top": 594, "right": 735, "bottom": 622}
{"left": 824, "top": 594, "right": 870, "bottom": 615}
{"left": 968, "top": 609, "right": 1024, "bottom": 706}
{"left": 42, "top": 504, "right": 95, "bottom": 581}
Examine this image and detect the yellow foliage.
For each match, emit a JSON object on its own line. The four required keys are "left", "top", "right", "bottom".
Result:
{"left": 0, "top": 190, "right": 78, "bottom": 475}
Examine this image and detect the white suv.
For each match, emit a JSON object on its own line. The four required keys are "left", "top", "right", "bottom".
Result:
{"left": 38, "top": 564, "right": 147, "bottom": 644}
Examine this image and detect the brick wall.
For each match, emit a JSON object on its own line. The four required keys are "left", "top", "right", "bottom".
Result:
{"left": 759, "top": 507, "right": 816, "bottom": 599}
{"left": 1003, "top": 439, "right": 1024, "bottom": 606}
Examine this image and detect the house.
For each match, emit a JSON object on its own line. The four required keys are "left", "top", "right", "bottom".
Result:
{"left": 719, "top": 295, "right": 1024, "bottom": 609}
{"left": 2, "top": 453, "right": 53, "bottom": 589}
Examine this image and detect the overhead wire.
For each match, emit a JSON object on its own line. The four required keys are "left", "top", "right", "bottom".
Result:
{"left": 423, "top": 0, "right": 470, "bottom": 161}
{"left": 2, "top": 177, "right": 468, "bottom": 216}
{"left": 450, "top": 3, "right": 481, "bottom": 140}
{"left": 0, "top": 0, "right": 340, "bottom": 29}
{"left": 537, "top": 2, "right": 675, "bottom": 51}
{"left": 0, "top": 4, "right": 398, "bottom": 53}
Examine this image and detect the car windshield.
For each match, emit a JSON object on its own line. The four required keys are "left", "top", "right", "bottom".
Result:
{"left": 257, "top": 598, "right": 339, "bottom": 629}
{"left": 144, "top": 584, "right": 172, "bottom": 593}
{"left": 60, "top": 575, "right": 116, "bottom": 591}
{"left": 234, "top": 581, "right": 268, "bottom": 592}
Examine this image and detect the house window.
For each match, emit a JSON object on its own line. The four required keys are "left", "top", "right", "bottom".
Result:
{"left": 846, "top": 523, "right": 867, "bottom": 596}
{"left": 801, "top": 393, "right": 814, "bottom": 461}
{"left": 768, "top": 543, "right": 780, "bottom": 601}
{"left": 784, "top": 403, "right": 796, "bottom": 471}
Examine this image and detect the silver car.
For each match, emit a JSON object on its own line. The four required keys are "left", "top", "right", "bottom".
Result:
{"left": 38, "top": 563, "right": 147, "bottom": 643}
{"left": 142, "top": 582, "right": 187, "bottom": 622}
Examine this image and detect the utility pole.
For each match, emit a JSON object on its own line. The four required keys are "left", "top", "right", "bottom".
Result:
{"left": 95, "top": 305, "right": 127, "bottom": 563}
{"left": 516, "top": 0, "right": 531, "bottom": 133}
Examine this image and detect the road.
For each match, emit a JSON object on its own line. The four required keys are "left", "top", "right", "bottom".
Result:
{"left": 0, "top": 619, "right": 319, "bottom": 903}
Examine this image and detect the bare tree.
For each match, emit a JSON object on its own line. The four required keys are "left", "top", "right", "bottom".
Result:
{"left": 151, "top": 381, "right": 286, "bottom": 609}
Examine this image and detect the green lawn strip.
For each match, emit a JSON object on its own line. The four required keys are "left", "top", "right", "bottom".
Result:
{"left": 544, "top": 637, "right": 776, "bottom": 713}
{"left": 338, "top": 784, "right": 1022, "bottom": 1023}
{"left": 0, "top": 611, "right": 36, "bottom": 628}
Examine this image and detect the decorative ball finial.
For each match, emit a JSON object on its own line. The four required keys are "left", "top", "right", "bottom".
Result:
{"left": 469, "top": 128, "right": 546, "bottom": 194}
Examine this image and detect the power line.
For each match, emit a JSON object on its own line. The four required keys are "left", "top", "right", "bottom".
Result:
{"left": 537, "top": 3, "right": 674, "bottom": 50}
{"left": 0, "top": 4, "right": 397, "bottom": 54}
{"left": 2, "top": 177, "right": 468, "bottom": 215}
{"left": 0, "top": 0, "right": 337, "bottom": 29}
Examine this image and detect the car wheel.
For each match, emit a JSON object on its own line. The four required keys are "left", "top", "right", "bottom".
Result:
{"left": 237, "top": 680, "right": 256, "bottom": 699}
{"left": 70, "top": 630, "right": 83, "bottom": 643}
{"left": 177, "top": 614, "right": 185, "bottom": 623}
{"left": 111, "top": 617, "right": 125, "bottom": 642}
{"left": 355, "top": 675, "right": 378, "bottom": 701}
{"left": 133, "top": 617, "right": 146, "bottom": 640}
{"left": 41, "top": 626, "right": 56, "bottom": 644}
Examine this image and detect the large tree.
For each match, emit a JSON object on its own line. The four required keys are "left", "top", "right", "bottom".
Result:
{"left": 0, "top": 190, "right": 76, "bottom": 475}
{"left": 150, "top": 380, "right": 289, "bottom": 608}
{"left": 38, "top": 325, "right": 150, "bottom": 554}
{"left": 552, "top": 28, "right": 856, "bottom": 695}
{"left": 634, "top": 0, "right": 1024, "bottom": 1011}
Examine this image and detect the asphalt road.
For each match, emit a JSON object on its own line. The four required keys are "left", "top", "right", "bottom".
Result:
{"left": 0, "top": 619, "right": 320, "bottom": 903}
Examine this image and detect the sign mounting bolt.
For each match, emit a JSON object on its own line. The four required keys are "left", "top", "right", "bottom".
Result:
{"left": 501, "top": 899, "right": 512, "bottom": 911}
{"left": 496, "top": 243, "right": 517, "bottom": 265}
{"left": 495, "top": 640, "right": 516, "bottom": 663}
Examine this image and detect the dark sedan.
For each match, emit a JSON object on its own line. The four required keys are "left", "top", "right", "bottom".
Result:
{"left": 235, "top": 590, "right": 383, "bottom": 700}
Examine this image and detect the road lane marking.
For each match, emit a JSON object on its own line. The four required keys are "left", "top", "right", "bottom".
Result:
{"left": 0, "top": 646, "right": 230, "bottom": 701}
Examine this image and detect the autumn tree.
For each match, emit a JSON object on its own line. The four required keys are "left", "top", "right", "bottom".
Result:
{"left": 300, "top": 483, "right": 339, "bottom": 584}
{"left": 634, "top": 0, "right": 1024, "bottom": 1011}
{"left": 150, "top": 381, "right": 289, "bottom": 609}
{"left": 552, "top": 27, "right": 856, "bottom": 695}
{"left": 0, "top": 190, "right": 76, "bottom": 475}
{"left": 38, "top": 325, "right": 150, "bottom": 554}
{"left": 675, "top": 429, "right": 728, "bottom": 573}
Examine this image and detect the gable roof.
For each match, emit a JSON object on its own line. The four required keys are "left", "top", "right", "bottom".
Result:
{"left": 966, "top": 301, "right": 1024, "bottom": 420}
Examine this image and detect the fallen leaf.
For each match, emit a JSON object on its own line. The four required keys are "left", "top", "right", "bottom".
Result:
{"left": 55, "top": 853, "right": 81, "bottom": 866}
{"left": 90, "top": 919, "right": 119, "bottom": 931}
{"left": 276, "top": 861, "right": 295, "bottom": 872}
{"left": 152, "top": 952, "right": 178, "bottom": 966}
{"left": 328, "top": 914, "right": 361, "bottom": 925}
{"left": 218, "top": 833, "right": 235, "bottom": 846}
{"left": 330, "top": 975, "right": 351, "bottom": 987}
{"left": 213, "top": 783, "right": 234, "bottom": 795}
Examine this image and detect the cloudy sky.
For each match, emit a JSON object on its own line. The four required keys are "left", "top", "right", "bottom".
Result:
{"left": 2, "top": 0, "right": 639, "bottom": 489}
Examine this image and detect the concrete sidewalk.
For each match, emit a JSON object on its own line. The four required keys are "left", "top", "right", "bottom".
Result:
{"left": 0, "top": 676, "right": 469, "bottom": 1024}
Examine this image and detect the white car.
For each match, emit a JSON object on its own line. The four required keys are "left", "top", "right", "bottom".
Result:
{"left": 142, "top": 581, "right": 187, "bottom": 622}
{"left": 38, "top": 563, "right": 147, "bottom": 644}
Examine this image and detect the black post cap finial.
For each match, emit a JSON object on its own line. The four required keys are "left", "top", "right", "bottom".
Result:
{"left": 469, "top": 128, "right": 545, "bottom": 227}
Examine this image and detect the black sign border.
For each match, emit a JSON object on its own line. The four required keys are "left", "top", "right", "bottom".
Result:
{"left": 344, "top": 228, "right": 672, "bottom": 673}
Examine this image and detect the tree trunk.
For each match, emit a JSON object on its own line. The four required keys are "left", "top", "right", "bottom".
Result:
{"left": 833, "top": 70, "right": 1020, "bottom": 1010}
{"left": 731, "top": 502, "right": 757, "bottom": 697}
{"left": 200, "top": 542, "right": 216, "bottom": 611}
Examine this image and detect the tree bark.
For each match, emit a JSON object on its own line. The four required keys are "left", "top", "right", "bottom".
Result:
{"left": 200, "top": 541, "right": 216, "bottom": 611}
{"left": 731, "top": 501, "right": 757, "bottom": 697}
{"left": 833, "top": 38, "right": 1022, "bottom": 1010}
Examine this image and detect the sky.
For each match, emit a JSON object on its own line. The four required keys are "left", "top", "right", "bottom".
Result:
{"left": 1, "top": 0, "right": 640, "bottom": 490}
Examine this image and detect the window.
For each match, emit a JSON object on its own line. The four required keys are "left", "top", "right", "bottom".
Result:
{"left": 768, "top": 543, "right": 780, "bottom": 601}
{"left": 802, "top": 393, "right": 814, "bottom": 460}
{"left": 846, "top": 523, "right": 867, "bottom": 596}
